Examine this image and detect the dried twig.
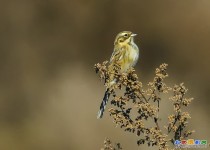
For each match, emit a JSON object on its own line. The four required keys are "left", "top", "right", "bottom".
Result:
{"left": 95, "top": 62, "right": 194, "bottom": 150}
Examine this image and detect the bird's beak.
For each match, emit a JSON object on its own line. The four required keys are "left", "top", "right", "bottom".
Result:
{"left": 131, "top": 33, "right": 137, "bottom": 37}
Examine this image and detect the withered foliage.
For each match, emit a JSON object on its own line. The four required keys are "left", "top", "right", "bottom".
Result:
{"left": 101, "top": 138, "right": 122, "bottom": 150}
{"left": 95, "top": 61, "right": 194, "bottom": 150}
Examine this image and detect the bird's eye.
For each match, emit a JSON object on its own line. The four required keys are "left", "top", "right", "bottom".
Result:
{"left": 124, "top": 34, "right": 128, "bottom": 37}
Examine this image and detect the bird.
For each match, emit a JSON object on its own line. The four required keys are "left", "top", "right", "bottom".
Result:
{"left": 97, "top": 31, "right": 139, "bottom": 119}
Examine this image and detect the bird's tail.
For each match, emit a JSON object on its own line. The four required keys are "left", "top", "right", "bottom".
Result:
{"left": 97, "top": 88, "right": 110, "bottom": 119}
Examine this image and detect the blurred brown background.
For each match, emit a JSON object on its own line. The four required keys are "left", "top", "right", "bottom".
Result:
{"left": 0, "top": 0, "right": 209, "bottom": 149}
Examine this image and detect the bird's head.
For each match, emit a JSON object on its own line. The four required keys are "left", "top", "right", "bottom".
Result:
{"left": 114, "top": 31, "right": 137, "bottom": 45}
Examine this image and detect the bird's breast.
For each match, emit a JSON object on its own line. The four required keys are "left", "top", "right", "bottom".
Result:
{"left": 120, "top": 44, "right": 139, "bottom": 72}
{"left": 127, "top": 44, "right": 139, "bottom": 66}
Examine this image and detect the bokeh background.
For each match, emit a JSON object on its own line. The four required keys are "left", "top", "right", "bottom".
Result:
{"left": 0, "top": 0, "right": 210, "bottom": 149}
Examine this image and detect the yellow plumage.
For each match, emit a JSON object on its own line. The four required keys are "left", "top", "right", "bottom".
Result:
{"left": 97, "top": 31, "right": 139, "bottom": 119}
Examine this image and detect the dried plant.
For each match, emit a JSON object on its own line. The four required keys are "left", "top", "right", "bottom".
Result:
{"left": 101, "top": 138, "right": 122, "bottom": 150}
{"left": 95, "top": 61, "right": 194, "bottom": 150}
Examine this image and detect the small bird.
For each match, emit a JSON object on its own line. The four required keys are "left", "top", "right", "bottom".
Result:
{"left": 97, "top": 31, "right": 139, "bottom": 119}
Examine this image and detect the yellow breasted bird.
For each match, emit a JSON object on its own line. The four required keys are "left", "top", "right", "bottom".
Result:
{"left": 97, "top": 31, "right": 139, "bottom": 119}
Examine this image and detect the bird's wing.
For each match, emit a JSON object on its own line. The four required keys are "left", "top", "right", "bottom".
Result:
{"left": 109, "top": 46, "right": 126, "bottom": 64}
